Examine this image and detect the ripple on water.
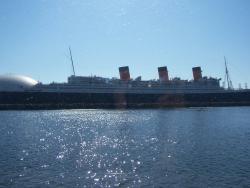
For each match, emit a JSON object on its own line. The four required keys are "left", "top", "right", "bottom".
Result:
{"left": 0, "top": 108, "right": 250, "bottom": 187}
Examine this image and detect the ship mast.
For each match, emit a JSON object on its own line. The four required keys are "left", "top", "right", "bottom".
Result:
{"left": 69, "top": 46, "right": 76, "bottom": 76}
{"left": 224, "top": 56, "right": 233, "bottom": 90}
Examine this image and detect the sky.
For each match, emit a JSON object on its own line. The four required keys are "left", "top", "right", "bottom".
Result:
{"left": 0, "top": 0, "right": 250, "bottom": 87}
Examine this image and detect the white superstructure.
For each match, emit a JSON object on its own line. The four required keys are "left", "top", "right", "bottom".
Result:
{"left": 32, "top": 75, "right": 224, "bottom": 94}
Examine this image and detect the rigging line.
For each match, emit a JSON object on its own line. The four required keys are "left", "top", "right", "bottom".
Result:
{"left": 223, "top": 57, "right": 249, "bottom": 85}
{"left": 224, "top": 56, "right": 233, "bottom": 89}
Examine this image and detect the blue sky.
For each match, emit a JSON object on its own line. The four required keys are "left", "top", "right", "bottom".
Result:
{"left": 1, "top": 0, "right": 250, "bottom": 87}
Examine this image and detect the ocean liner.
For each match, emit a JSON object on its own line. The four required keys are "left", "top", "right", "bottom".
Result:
{"left": 0, "top": 54, "right": 250, "bottom": 110}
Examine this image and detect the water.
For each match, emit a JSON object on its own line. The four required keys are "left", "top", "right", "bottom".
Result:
{"left": 0, "top": 107, "right": 250, "bottom": 187}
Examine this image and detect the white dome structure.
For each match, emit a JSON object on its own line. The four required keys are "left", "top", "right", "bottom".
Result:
{"left": 0, "top": 75, "right": 38, "bottom": 91}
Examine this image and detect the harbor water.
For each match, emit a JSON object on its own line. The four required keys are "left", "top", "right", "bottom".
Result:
{"left": 0, "top": 107, "right": 250, "bottom": 187}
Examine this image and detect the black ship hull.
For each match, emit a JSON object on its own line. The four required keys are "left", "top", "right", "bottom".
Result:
{"left": 1, "top": 90, "right": 250, "bottom": 110}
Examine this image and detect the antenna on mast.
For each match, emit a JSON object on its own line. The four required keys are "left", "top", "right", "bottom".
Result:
{"left": 224, "top": 56, "right": 233, "bottom": 90}
{"left": 69, "top": 46, "right": 76, "bottom": 76}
